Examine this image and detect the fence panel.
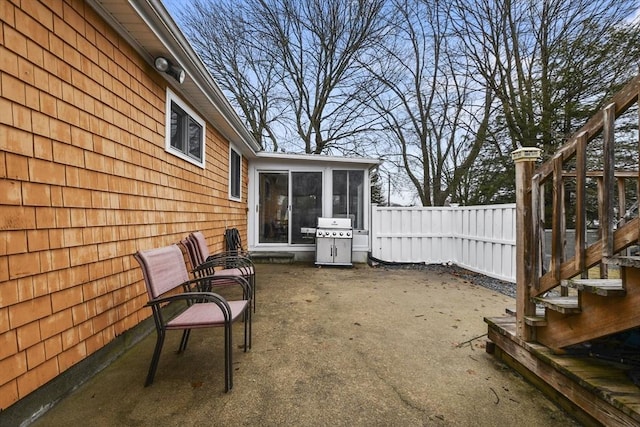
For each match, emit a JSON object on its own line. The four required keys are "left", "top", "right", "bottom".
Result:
{"left": 371, "top": 204, "right": 516, "bottom": 282}
{"left": 452, "top": 205, "right": 516, "bottom": 283}
{"left": 371, "top": 206, "right": 454, "bottom": 263}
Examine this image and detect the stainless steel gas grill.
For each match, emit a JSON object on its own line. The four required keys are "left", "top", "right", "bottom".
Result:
{"left": 315, "top": 217, "right": 353, "bottom": 266}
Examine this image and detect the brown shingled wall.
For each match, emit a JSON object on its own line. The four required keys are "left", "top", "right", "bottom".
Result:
{"left": 0, "top": 0, "right": 248, "bottom": 409}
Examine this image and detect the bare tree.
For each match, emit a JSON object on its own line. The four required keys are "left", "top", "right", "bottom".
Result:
{"left": 178, "top": 0, "right": 286, "bottom": 151}
{"left": 445, "top": 0, "right": 640, "bottom": 210}
{"left": 178, "top": 0, "right": 388, "bottom": 154}
{"left": 360, "top": 0, "right": 496, "bottom": 206}
{"left": 174, "top": 0, "right": 639, "bottom": 205}
{"left": 451, "top": 0, "right": 640, "bottom": 154}
{"left": 249, "top": 0, "right": 388, "bottom": 154}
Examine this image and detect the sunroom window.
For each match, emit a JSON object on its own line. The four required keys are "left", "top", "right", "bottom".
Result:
{"left": 332, "top": 170, "right": 364, "bottom": 229}
{"left": 165, "top": 88, "right": 206, "bottom": 168}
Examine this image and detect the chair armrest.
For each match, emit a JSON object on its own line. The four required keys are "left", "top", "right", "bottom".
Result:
{"left": 181, "top": 275, "right": 252, "bottom": 300}
{"left": 193, "top": 257, "right": 253, "bottom": 276}
{"left": 146, "top": 291, "right": 233, "bottom": 318}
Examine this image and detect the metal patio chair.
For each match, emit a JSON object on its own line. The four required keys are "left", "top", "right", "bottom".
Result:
{"left": 134, "top": 244, "right": 251, "bottom": 391}
{"left": 187, "top": 231, "right": 257, "bottom": 312}
{"left": 177, "top": 238, "right": 253, "bottom": 307}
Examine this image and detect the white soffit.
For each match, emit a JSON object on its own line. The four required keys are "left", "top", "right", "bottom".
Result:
{"left": 86, "top": 0, "right": 262, "bottom": 157}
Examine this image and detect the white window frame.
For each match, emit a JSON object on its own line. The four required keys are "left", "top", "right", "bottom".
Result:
{"left": 164, "top": 88, "right": 206, "bottom": 168}
{"left": 332, "top": 170, "right": 365, "bottom": 230}
{"left": 229, "top": 145, "right": 242, "bottom": 201}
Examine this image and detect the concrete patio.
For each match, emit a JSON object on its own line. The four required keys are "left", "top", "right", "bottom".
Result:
{"left": 31, "top": 263, "right": 580, "bottom": 426}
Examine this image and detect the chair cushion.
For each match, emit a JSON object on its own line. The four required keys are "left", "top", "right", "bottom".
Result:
{"left": 166, "top": 300, "right": 249, "bottom": 329}
{"left": 218, "top": 267, "right": 244, "bottom": 277}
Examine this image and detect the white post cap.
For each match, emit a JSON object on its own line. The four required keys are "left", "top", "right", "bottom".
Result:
{"left": 511, "top": 147, "right": 542, "bottom": 162}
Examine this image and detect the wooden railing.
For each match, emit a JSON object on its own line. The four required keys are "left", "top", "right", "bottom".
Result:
{"left": 515, "top": 74, "right": 640, "bottom": 340}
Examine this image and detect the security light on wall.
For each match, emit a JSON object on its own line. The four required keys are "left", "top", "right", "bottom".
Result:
{"left": 154, "top": 56, "right": 185, "bottom": 84}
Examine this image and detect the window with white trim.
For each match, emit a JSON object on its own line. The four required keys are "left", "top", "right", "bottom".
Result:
{"left": 332, "top": 170, "right": 364, "bottom": 229}
{"left": 165, "top": 88, "right": 206, "bottom": 168}
{"left": 229, "top": 146, "right": 241, "bottom": 200}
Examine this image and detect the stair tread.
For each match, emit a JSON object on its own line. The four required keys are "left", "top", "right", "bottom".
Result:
{"left": 524, "top": 315, "right": 547, "bottom": 326}
{"left": 533, "top": 296, "right": 581, "bottom": 314}
{"left": 604, "top": 256, "right": 640, "bottom": 267}
{"left": 536, "top": 295, "right": 579, "bottom": 306}
{"left": 564, "top": 278, "right": 626, "bottom": 296}
{"left": 505, "top": 307, "right": 545, "bottom": 316}
{"left": 567, "top": 278, "right": 622, "bottom": 287}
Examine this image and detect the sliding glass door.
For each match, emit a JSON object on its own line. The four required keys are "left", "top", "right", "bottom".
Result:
{"left": 291, "top": 172, "right": 322, "bottom": 244}
{"left": 258, "top": 171, "right": 322, "bottom": 244}
{"left": 258, "top": 172, "right": 288, "bottom": 243}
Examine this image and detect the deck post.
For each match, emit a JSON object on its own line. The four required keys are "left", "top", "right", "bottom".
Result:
{"left": 512, "top": 147, "right": 541, "bottom": 340}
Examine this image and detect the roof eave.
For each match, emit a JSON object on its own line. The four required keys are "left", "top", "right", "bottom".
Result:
{"left": 86, "top": 0, "right": 262, "bottom": 156}
{"left": 255, "top": 151, "right": 382, "bottom": 167}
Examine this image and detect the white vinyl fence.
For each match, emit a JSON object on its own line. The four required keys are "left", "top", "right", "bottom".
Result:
{"left": 371, "top": 204, "right": 516, "bottom": 283}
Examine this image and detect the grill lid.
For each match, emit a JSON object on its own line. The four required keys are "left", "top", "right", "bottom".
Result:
{"left": 316, "top": 217, "right": 352, "bottom": 229}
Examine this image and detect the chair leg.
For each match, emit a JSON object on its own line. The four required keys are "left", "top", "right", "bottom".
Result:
{"left": 178, "top": 329, "right": 191, "bottom": 353}
{"left": 145, "top": 329, "right": 166, "bottom": 387}
{"left": 243, "top": 309, "right": 248, "bottom": 352}
{"left": 224, "top": 322, "right": 232, "bottom": 392}
{"left": 245, "top": 305, "right": 251, "bottom": 351}
{"left": 252, "top": 274, "right": 256, "bottom": 313}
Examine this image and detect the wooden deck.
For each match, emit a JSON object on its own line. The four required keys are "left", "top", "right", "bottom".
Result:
{"left": 485, "top": 316, "right": 640, "bottom": 427}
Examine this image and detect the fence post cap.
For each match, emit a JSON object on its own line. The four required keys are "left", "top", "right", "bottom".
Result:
{"left": 511, "top": 147, "right": 541, "bottom": 162}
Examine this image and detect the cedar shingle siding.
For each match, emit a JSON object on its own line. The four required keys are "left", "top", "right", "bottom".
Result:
{"left": 0, "top": 0, "right": 248, "bottom": 409}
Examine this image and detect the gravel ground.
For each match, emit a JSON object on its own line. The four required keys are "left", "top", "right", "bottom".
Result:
{"left": 373, "top": 262, "right": 517, "bottom": 298}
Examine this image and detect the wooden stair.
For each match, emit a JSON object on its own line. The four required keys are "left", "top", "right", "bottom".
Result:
{"left": 524, "top": 314, "right": 547, "bottom": 327}
{"left": 523, "top": 276, "right": 628, "bottom": 329}
{"left": 507, "top": 307, "right": 548, "bottom": 326}
{"left": 563, "top": 278, "right": 626, "bottom": 297}
{"left": 532, "top": 262, "right": 640, "bottom": 350}
{"left": 486, "top": 75, "right": 640, "bottom": 425}
{"left": 533, "top": 295, "right": 581, "bottom": 314}
{"left": 604, "top": 255, "right": 640, "bottom": 268}
{"left": 518, "top": 74, "right": 640, "bottom": 347}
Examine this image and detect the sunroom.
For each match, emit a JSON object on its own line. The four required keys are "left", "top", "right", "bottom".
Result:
{"left": 248, "top": 152, "right": 380, "bottom": 263}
